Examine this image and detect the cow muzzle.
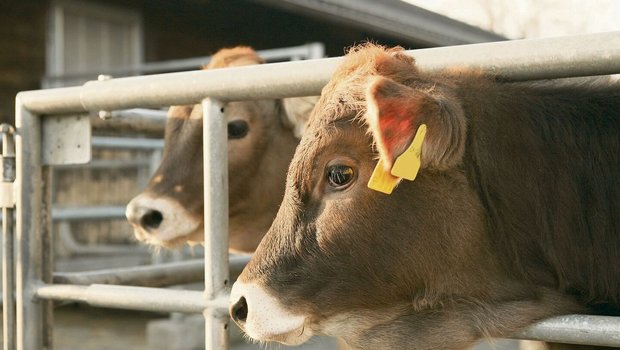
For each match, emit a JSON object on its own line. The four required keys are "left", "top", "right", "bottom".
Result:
{"left": 229, "top": 281, "right": 311, "bottom": 345}
{"left": 125, "top": 193, "right": 202, "bottom": 246}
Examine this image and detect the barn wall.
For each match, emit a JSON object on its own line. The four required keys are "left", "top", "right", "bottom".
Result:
{"left": 0, "top": 0, "right": 48, "bottom": 125}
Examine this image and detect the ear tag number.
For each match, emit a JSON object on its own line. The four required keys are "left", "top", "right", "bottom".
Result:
{"left": 367, "top": 158, "right": 401, "bottom": 194}
{"left": 367, "top": 124, "right": 427, "bottom": 194}
{"left": 391, "top": 124, "right": 427, "bottom": 181}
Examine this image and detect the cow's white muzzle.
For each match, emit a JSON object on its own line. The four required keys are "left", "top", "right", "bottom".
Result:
{"left": 229, "top": 281, "right": 310, "bottom": 345}
{"left": 126, "top": 193, "right": 201, "bottom": 246}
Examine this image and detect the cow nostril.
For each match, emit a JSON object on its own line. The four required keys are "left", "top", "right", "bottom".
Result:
{"left": 140, "top": 210, "right": 163, "bottom": 230}
{"left": 231, "top": 296, "right": 248, "bottom": 324}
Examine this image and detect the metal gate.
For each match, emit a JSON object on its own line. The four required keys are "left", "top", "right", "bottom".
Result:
{"left": 3, "top": 32, "right": 620, "bottom": 349}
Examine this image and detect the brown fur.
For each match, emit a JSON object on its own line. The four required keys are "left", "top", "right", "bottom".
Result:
{"left": 237, "top": 44, "right": 620, "bottom": 348}
{"left": 205, "top": 46, "right": 265, "bottom": 69}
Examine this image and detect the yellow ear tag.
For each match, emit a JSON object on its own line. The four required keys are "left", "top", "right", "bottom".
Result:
{"left": 367, "top": 158, "right": 401, "bottom": 194}
{"left": 391, "top": 124, "right": 427, "bottom": 181}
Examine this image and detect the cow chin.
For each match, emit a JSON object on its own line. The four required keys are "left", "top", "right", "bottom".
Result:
{"left": 229, "top": 281, "right": 312, "bottom": 346}
{"left": 132, "top": 225, "right": 204, "bottom": 248}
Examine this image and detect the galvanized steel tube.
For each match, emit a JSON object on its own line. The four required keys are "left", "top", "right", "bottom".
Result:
{"left": 203, "top": 98, "right": 230, "bottom": 350}
{"left": 1, "top": 201, "right": 15, "bottom": 350}
{"left": 90, "top": 136, "right": 164, "bottom": 150}
{"left": 35, "top": 284, "right": 228, "bottom": 314}
{"left": 14, "top": 99, "right": 44, "bottom": 350}
{"left": 515, "top": 314, "right": 620, "bottom": 347}
{"left": 16, "top": 32, "right": 620, "bottom": 114}
{"left": 52, "top": 256, "right": 249, "bottom": 287}
{"left": 41, "top": 166, "right": 54, "bottom": 349}
{"left": 1, "top": 124, "right": 16, "bottom": 350}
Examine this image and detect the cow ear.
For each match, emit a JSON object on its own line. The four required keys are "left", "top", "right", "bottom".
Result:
{"left": 168, "top": 105, "right": 194, "bottom": 119}
{"left": 281, "top": 96, "right": 318, "bottom": 138}
{"left": 365, "top": 77, "right": 466, "bottom": 171}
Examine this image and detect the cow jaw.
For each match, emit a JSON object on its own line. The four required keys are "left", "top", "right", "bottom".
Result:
{"left": 126, "top": 193, "right": 202, "bottom": 247}
{"left": 229, "top": 281, "right": 311, "bottom": 345}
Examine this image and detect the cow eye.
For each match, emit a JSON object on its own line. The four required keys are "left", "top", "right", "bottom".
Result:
{"left": 326, "top": 165, "right": 355, "bottom": 189}
{"left": 228, "top": 120, "right": 249, "bottom": 139}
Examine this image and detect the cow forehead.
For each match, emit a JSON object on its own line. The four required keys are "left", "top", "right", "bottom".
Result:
{"left": 287, "top": 119, "right": 365, "bottom": 194}
{"left": 307, "top": 43, "right": 422, "bottom": 129}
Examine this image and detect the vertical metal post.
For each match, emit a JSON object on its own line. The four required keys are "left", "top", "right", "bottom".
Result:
{"left": 1, "top": 124, "right": 16, "bottom": 350}
{"left": 41, "top": 165, "right": 54, "bottom": 350}
{"left": 15, "top": 97, "right": 45, "bottom": 350}
{"left": 202, "top": 98, "right": 230, "bottom": 350}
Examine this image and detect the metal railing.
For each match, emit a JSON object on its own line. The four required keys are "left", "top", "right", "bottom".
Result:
{"left": 42, "top": 42, "right": 326, "bottom": 87}
{"left": 5, "top": 32, "right": 620, "bottom": 349}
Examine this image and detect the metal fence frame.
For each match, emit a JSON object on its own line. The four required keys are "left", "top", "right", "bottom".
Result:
{"left": 4, "top": 32, "right": 620, "bottom": 350}
{"left": 42, "top": 42, "right": 326, "bottom": 87}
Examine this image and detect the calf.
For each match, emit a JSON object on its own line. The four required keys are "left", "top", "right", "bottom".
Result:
{"left": 126, "top": 47, "right": 314, "bottom": 253}
{"left": 230, "top": 44, "right": 620, "bottom": 349}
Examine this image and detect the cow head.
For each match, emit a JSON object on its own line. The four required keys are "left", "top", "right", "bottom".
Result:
{"left": 126, "top": 47, "right": 314, "bottom": 253}
{"left": 229, "top": 45, "right": 579, "bottom": 348}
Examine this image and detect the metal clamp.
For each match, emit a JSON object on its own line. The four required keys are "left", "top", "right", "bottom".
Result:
{"left": 96, "top": 74, "right": 113, "bottom": 120}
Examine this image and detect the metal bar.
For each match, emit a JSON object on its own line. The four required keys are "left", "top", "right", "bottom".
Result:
{"left": 91, "top": 136, "right": 164, "bottom": 150}
{"left": 51, "top": 206, "right": 128, "bottom": 221}
{"left": 1, "top": 206, "right": 132, "bottom": 222}
{"left": 41, "top": 166, "right": 54, "bottom": 349}
{"left": 53, "top": 159, "right": 152, "bottom": 169}
{"left": 17, "top": 32, "right": 620, "bottom": 114}
{"left": 514, "top": 314, "right": 620, "bottom": 347}
{"left": 53, "top": 260, "right": 203, "bottom": 287}
{"left": 90, "top": 109, "right": 166, "bottom": 135}
{"left": 203, "top": 98, "right": 230, "bottom": 350}
{"left": 15, "top": 97, "right": 44, "bottom": 350}
{"left": 34, "top": 284, "right": 228, "bottom": 314}
{"left": 52, "top": 256, "right": 249, "bottom": 288}
{"left": 56, "top": 221, "right": 149, "bottom": 256}
{"left": 1, "top": 124, "right": 16, "bottom": 350}
{"left": 42, "top": 42, "right": 325, "bottom": 83}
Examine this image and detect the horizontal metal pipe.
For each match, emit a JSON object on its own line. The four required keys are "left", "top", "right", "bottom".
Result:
{"left": 1, "top": 206, "right": 129, "bottom": 222}
{"left": 53, "top": 260, "right": 203, "bottom": 287}
{"left": 35, "top": 284, "right": 227, "bottom": 314}
{"left": 54, "top": 159, "right": 152, "bottom": 169}
{"left": 53, "top": 256, "right": 249, "bottom": 287}
{"left": 513, "top": 314, "right": 620, "bottom": 347}
{"left": 51, "top": 206, "right": 127, "bottom": 221}
{"left": 55, "top": 223, "right": 149, "bottom": 256}
{"left": 90, "top": 109, "right": 166, "bottom": 135}
{"left": 91, "top": 136, "right": 164, "bottom": 150}
{"left": 18, "top": 32, "right": 620, "bottom": 114}
{"left": 43, "top": 43, "right": 324, "bottom": 82}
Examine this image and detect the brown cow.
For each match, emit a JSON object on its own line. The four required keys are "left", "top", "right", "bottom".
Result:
{"left": 229, "top": 44, "right": 620, "bottom": 349}
{"left": 126, "top": 47, "right": 314, "bottom": 253}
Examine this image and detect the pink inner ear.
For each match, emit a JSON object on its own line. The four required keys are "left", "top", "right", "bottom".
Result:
{"left": 375, "top": 96, "right": 419, "bottom": 163}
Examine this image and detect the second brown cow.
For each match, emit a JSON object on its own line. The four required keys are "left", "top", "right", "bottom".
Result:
{"left": 126, "top": 47, "right": 314, "bottom": 253}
